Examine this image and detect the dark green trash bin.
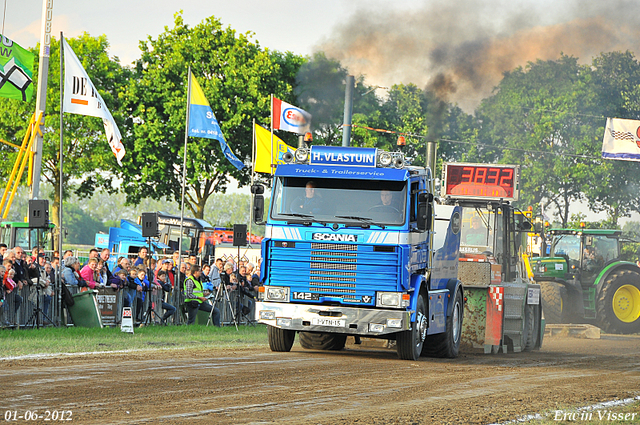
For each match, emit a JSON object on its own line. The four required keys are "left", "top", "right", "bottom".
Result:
{"left": 68, "top": 290, "right": 103, "bottom": 328}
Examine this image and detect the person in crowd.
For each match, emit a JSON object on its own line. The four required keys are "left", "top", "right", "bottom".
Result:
{"left": 134, "top": 266, "right": 149, "bottom": 322}
{"left": 0, "top": 243, "right": 7, "bottom": 262}
{"left": 188, "top": 254, "right": 198, "bottom": 266}
{"left": 2, "top": 266, "right": 21, "bottom": 325}
{"left": 62, "top": 256, "right": 85, "bottom": 288}
{"left": 133, "top": 246, "right": 148, "bottom": 267}
{"left": 42, "top": 261, "right": 54, "bottom": 320}
{"left": 127, "top": 266, "right": 142, "bottom": 312}
{"left": 12, "top": 246, "right": 30, "bottom": 288}
{"left": 155, "top": 270, "right": 176, "bottom": 323}
{"left": 176, "top": 261, "right": 188, "bottom": 290}
{"left": 290, "top": 180, "right": 322, "bottom": 214}
{"left": 159, "top": 259, "right": 175, "bottom": 287}
{"left": 0, "top": 264, "right": 5, "bottom": 311}
{"left": 100, "top": 248, "right": 113, "bottom": 282}
{"left": 246, "top": 262, "right": 260, "bottom": 285}
{"left": 201, "top": 264, "right": 214, "bottom": 293}
{"left": 63, "top": 250, "right": 73, "bottom": 259}
{"left": 171, "top": 250, "right": 180, "bottom": 268}
{"left": 80, "top": 258, "right": 99, "bottom": 290}
{"left": 96, "top": 260, "right": 107, "bottom": 287}
{"left": 83, "top": 248, "right": 99, "bottom": 267}
{"left": 109, "top": 268, "right": 127, "bottom": 289}
{"left": 208, "top": 260, "right": 222, "bottom": 292}
{"left": 184, "top": 264, "right": 220, "bottom": 326}
{"left": 221, "top": 262, "right": 236, "bottom": 291}
{"left": 27, "top": 254, "right": 53, "bottom": 323}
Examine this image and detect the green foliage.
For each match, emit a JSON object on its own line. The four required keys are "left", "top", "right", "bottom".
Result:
{"left": 120, "top": 13, "right": 304, "bottom": 219}
{"left": 0, "top": 33, "right": 130, "bottom": 230}
{"left": 62, "top": 203, "right": 107, "bottom": 245}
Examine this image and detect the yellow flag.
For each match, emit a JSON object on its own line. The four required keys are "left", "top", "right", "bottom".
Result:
{"left": 254, "top": 123, "right": 296, "bottom": 174}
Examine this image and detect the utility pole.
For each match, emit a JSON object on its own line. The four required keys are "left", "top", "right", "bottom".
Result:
{"left": 342, "top": 75, "right": 354, "bottom": 147}
{"left": 30, "top": 0, "right": 54, "bottom": 200}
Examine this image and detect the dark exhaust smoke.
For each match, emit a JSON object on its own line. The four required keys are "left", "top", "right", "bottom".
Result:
{"left": 317, "top": 0, "right": 640, "bottom": 111}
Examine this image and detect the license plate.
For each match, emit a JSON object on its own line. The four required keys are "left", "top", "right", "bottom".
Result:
{"left": 311, "top": 318, "right": 346, "bottom": 327}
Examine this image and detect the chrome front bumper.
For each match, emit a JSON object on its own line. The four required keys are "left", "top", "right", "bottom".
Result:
{"left": 255, "top": 301, "right": 412, "bottom": 336}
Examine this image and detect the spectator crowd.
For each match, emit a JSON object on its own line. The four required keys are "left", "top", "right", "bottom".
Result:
{"left": 1, "top": 243, "right": 262, "bottom": 328}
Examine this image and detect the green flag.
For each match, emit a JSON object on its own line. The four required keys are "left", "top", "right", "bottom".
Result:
{"left": 0, "top": 35, "right": 35, "bottom": 102}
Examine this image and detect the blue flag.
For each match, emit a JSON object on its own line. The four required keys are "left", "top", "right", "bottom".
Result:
{"left": 188, "top": 73, "right": 244, "bottom": 170}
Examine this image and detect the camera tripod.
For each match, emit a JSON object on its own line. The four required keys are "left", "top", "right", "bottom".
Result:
{"left": 25, "top": 269, "right": 55, "bottom": 329}
{"left": 141, "top": 288, "right": 165, "bottom": 326}
{"left": 209, "top": 280, "right": 237, "bottom": 330}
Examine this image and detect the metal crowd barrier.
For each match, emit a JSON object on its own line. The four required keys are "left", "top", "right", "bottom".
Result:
{"left": 1, "top": 281, "right": 256, "bottom": 328}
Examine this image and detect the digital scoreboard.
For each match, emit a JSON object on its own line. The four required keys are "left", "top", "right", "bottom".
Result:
{"left": 442, "top": 163, "right": 519, "bottom": 201}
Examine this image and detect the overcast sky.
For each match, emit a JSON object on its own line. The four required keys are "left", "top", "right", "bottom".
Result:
{"left": 2, "top": 0, "right": 422, "bottom": 64}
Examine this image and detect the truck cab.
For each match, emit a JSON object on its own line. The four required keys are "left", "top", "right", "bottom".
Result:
{"left": 253, "top": 146, "right": 464, "bottom": 360}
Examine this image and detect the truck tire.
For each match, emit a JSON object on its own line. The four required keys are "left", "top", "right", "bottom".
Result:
{"left": 298, "top": 332, "right": 347, "bottom": 350}
{"left": 523, "top": 304, "right": 540, "bottom": 351}
{"left": 421, "top": 290, "right": 463, "bottom": 359}
{"left": 268, "top": 325, "right": 295, "bottom": 352}
{"left": 540, "top": 281, "right": 564, "bottom": 323}
{"left": 396, "top": 293, "right": 427, "bottom": 360}
{"left": 596, "top": 269, "right": 640, "bottom": 334}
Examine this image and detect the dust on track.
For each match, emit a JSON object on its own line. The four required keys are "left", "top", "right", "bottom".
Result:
{"left": 2, "top": 335, "right": 640, "bottom": 424}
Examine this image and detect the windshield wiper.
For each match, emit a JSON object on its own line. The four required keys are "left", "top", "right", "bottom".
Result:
{"left": 334, "top": 215, "right": 385, "bottom": 229}
{"left": 279, "top": 213, "right": 313, "bottom": 219}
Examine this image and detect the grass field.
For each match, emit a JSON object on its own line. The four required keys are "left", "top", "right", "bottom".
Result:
{"left": 0, "top": 324, "right": 268, "bottom": 357}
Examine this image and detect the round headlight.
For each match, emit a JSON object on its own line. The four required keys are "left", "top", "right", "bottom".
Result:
{"left": 295, "top": 148, "right": 309, "bottom": 163}
{"left": 379, "top": 152, "right": 392, "bottom": 167}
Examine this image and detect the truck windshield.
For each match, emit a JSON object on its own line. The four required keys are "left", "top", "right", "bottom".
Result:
{"left": 270, "top": 177, "right": 407, "bottom": 226}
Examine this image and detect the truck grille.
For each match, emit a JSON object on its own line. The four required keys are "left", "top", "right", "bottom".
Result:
{"left": 268, "top": 240, "right": 403, "bottom": 304}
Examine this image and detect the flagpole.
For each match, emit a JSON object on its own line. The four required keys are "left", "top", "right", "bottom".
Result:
{"left": 270, "top": 94, "right": 274, "bottom": 175}
{"left": 58, "top": 32, "right": 64, "bottom": 326}
{"left": 176, "top": 66, "right": 192, "bottom": 322}
{"left": 248, "top": 118, "right": 256, "bottom": 246}
{"left": 30, "top": 0, "right": 54, "bottom": 200}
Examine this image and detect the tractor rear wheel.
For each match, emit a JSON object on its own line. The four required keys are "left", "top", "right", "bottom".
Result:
{"left": 298, "top": 332, "right": 347, "bottom": 351}
{"left": 540, "top": 281, "right": 565, "bottom": 323}
{"left": 596, "top": 269, "right": 640, "bottom": 334}
{"left": 523, "top": 304, "right": 540, "bottom": 351}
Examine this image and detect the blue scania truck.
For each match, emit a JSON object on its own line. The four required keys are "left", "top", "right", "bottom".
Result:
{"left": 251, "top": 146, "right": 465, "bottom": 360}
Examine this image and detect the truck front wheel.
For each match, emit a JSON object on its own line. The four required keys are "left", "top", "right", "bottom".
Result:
{"left": 268, "top": 325, "right": 296, "bottom": 352}
{"left": 396, "top": 293, "right": 427, "bottom": 360}
{"left": 597, "top": 269, "right": 640, "bottom": 334}
{"left": 299, "top": 332, "right": 347, "bottom": 350}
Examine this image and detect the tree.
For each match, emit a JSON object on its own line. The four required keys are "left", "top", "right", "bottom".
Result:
{"left": 121, "top": 13, "right": 304, "bottom": 219}
{"left": 0, "top": 34, "right": 130, "bottom": 245}
{"left": 585, "top": 51, "right": 640, "bottom": 225}
{"left": 476, "top": 55, "right": 597, "bottom": 226}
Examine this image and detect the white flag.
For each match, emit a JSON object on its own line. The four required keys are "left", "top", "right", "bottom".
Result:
{"left": 272, "top": 97, "right": 311, "bottom": 134}
{"left": 62, "top": 38, "right": 125, "bottom": 165}
{"left": 602, "top": 117, "right": 640, "bottom": 162}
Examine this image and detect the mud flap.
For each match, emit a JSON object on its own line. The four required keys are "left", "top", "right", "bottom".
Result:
{"left": 485, "top": 286, "right": 504, "bottom": 353}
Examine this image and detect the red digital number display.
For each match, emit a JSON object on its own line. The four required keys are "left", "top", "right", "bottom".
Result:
{"left": 444, "top": 164, "right": 517, "bottom": 200}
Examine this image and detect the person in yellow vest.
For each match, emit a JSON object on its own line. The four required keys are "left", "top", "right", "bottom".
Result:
{"left": 184, "top": 264, "right": 220, "bottom": 326}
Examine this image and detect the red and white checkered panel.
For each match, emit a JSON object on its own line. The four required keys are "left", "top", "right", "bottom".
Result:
{"left": 489, "top": 286, "right": 504, "bottom": 312}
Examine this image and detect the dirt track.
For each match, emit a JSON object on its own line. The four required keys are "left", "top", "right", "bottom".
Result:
{"left": 2, "top": 334, "right": 640, "bottom": 424}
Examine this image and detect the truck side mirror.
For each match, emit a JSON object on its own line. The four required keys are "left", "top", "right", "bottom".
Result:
{"left": 417, "top": 193, "right": 434, "bottom": 231}
{"left": 251, "top": 184, "right": 265, "bottom": 224}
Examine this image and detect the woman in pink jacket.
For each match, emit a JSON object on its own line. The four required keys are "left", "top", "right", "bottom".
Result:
{"left": 79, "top": 258, "right": 98, "bottom": 289}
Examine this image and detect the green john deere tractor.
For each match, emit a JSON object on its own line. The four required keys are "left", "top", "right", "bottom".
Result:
{"left": 531, "top": 228, "right": 640, "bottom": 334}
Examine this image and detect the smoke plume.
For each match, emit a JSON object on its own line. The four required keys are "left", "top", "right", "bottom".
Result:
{"left": 317, "top": 0, "right": 640, "bottom": 111}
